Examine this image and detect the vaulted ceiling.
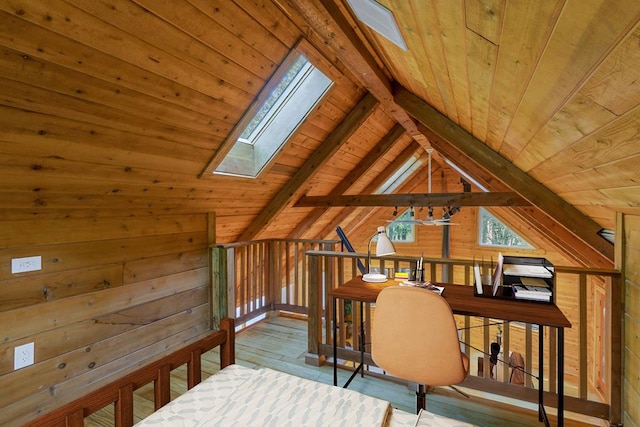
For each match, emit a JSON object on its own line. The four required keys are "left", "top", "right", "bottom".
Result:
{"left": 2, "top": 0, "right": 639, "bottom": 269}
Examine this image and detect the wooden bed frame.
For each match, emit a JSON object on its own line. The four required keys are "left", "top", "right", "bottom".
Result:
{"left": 25, "top": 318, "right": 235, "bottom": 427}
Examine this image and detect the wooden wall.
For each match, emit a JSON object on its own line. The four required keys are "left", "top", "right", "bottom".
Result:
{"left": 0, "top": 214, "right": 213, "bottom": 426}
{"left": 0, "top": 2, "right": 387, "bottom": 424}
{"left": 0, "top": 0, "right": 633, "bottom": 424}
{"left": 622, "top": 213, "right": 640, "bottom": 427}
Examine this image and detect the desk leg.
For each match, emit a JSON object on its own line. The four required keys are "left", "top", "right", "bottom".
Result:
{"left": 342, "top": 301, "right": 366, "bottom": 388}
{"left": 333, "top": 296, "right": 337, "bottom": 387}
{"left": 558, "top": 327, "right": 564, "bottom": 427}
{"left": 538, "top": 325, "right": 547, "bottom": 426}
{"left": 360, "top": 301, "right": 365, "bottom": 378}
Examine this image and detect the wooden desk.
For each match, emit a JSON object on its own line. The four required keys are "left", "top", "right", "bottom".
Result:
{"left": 330, "top": 277, "right": 571, "bottom": 426}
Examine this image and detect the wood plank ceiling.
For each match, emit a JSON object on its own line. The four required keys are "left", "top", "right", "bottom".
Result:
{"left": 2, "top": 0, "right": 639, "bottom": 269}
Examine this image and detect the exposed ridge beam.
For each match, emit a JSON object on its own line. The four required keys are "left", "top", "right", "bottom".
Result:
{"left": 394, "top": 85, "right": 614, "bottom": 264}
{"left": 288, "top": 124, "right": 406, "bottom": 239}
{"left": 317, "top": 140, "right": 423, "bottom": 239}
{"left": 238, "top": 93, "right": 378, "bottom": 241}
{"left": 278, "top": 0, "right": 428, "bottom": 145}
{"left": 295, "top": 192, "right": 529, "bottom": 208}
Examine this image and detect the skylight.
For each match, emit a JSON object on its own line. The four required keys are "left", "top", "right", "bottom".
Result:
{"left": 376, "top": 155, "right": 422, "bottom": 194}
{"left": 215, "top": 54, "right": 332, "bottom": 178}
{"left": 346, "top": 0, "right": 408, "bottom": 50}
{"left": 444, "top": 158, "right": 488, "bottom": 192}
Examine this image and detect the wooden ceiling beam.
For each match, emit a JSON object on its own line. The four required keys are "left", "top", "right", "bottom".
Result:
{"left": 393, "top": 84, "right": 614, "bottom": 264}
{"left": 295, "top": 192, "right": 530, "bottom": 208}
{"left": 287, "top": 124, "right": 406, "bottom": 239}
{"left": 510, "top": 206, "right": 614, "bottom": 269}
{"left": 238, "top": 92, "right": 378, "bottom": 241}
{"left": 277, "top": 0, "right": 429, "bottom": 146}
{"left": 338, "top": 150, "right": 434, "bottom": 239}
{"left": 317, "top": 140, "right": 423, "bottom": 239}
{"left": 417, "top": 127, "right": 615, "bottom": 268}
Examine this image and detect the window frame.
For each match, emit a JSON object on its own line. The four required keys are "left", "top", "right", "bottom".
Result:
{"left": 212, "top": 49, "right": 333, "bottom": 179}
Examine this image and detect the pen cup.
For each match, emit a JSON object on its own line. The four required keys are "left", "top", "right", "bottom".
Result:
{"left": 409, "top": 269, "right": 424, "bottom": 282}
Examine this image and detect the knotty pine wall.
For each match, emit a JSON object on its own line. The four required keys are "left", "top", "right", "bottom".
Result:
{"left": 0, "top": 2, "right": 387, "bottom": 424}
{"left": 0, "top": 213, "right": 213, "bottom": 426}
{"left": 622, "top": 213, "right": 639, "bottom": 427}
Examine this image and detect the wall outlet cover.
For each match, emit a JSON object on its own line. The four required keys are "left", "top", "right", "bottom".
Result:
{"left": 11, "top": 256, "right": 42, "bottom": 274}
{"left": 14, "top": 342, "right": 35, "bottom": 370}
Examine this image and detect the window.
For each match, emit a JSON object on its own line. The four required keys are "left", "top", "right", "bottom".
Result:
{"left": 478, "top": 208, "right": 533, "bottom": 248}
{"left": 386, "top": 209, "right": 415, "bottom": 242}
{"left": 215, "top": 53, "right": 332, "bottom": 178}
{"left": 444, "top": 158, "right": 488, "bottom": 192}
{"left": 376, "top": 155, "right": 422, "bottom": 194}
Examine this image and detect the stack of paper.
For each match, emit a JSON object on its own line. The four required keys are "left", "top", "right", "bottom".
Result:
{"left": 400, "top": 281, "right": 444, "bottom": 295}
{"left": 503, "top": 264, "right": 553, "bottom": 278}
{"left": 513, "top": 284, "right": 552, "bottom": 302}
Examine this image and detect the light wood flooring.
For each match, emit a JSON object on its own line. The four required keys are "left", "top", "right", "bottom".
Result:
{"left": 86, "top": 314, "right": 604, "bottom": 427}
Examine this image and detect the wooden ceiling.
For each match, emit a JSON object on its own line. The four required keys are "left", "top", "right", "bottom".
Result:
{"left": 2, "top": 0, "right": 639, "bottom": 269}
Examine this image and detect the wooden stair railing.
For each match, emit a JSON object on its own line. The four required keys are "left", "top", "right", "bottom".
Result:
{"left": 25, "top": 318, "right": 235, "bottom": 427}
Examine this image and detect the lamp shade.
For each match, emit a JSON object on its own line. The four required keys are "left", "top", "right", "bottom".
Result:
{"left": 362, "top": 226, "right": 396, "bottom": 283}
{"left": 375, "top": 227, "right": 395, "bottom": 256}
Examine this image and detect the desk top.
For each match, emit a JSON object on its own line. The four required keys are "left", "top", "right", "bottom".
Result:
{"left": 331, "top": 277, "right": 571, "bottom": 328}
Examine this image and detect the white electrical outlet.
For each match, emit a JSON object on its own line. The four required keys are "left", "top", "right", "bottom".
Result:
{"left": 11, "top": 256, "right": 42, "bottom": 274}
{"left": 14, "top": 342, "right": 35, "bottom": 370}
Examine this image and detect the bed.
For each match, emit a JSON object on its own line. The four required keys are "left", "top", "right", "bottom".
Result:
{"left": 27, "top": 318, "right": 476, "bottom": 427}
{"left": 135, "top": 364, "right": 476, "bottom": 427}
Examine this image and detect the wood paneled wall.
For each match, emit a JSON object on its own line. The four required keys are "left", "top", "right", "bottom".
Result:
{"left": 622, "top": 213, "right": 640, "bottom": 426}
{"left": 0, "top": 213, "right": 212, "bottom": 426}
{"left": 0, "top": 2, "right": 387, "bottom": 424}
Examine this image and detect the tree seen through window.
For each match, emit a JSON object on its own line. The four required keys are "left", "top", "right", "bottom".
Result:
{"left": 478, "top": 208, "right": 532, "bottom": 248}
{"left": 386, "top": 209, "right": 415, "bottom": 242}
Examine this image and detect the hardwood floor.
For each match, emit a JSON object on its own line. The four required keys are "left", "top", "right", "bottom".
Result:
{"left": 86, "top": 314, "right": 604, "bottom": 427}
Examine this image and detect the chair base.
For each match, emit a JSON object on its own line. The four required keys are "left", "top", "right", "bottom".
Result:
{"left": 416, "top": 384, "right": 426, "bottom": 414}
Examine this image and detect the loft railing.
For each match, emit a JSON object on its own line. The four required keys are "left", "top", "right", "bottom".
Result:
{"left": 210, "top": 239, "right": 339, "bottom": 328}
{"left": 210, "top": 241, "right": 622, "bottom": 425}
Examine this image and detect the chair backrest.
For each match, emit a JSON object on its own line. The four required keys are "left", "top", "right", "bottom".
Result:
{"left": 371, "top": 286, "right": 468, "bottom": 386}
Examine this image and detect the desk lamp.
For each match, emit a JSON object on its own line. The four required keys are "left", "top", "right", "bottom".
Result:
{"left": 362, "top": 226, "right": 396, "bottom": 282}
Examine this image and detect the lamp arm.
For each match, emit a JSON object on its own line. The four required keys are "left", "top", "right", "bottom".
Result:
{"left": 366, "top": 230, "right": 379, "bottom": 274}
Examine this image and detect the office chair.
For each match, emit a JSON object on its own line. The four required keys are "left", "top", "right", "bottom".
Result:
{"left": 371, "top": 286, "right": 470, "bottom": 412}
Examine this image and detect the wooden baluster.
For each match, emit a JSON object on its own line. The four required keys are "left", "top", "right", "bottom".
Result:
{"left": 115, "top": 383, "right": 133, "bottom": 427}
{"left": 188, "top": 349, "right": 202, "bottom": 389}
{"left": 155, "top": 365, "right": 171, "bottom": 410}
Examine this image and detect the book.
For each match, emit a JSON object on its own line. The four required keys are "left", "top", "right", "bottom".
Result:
{"left": 491, "top": 252, "right": 504, "bottom": 296}
{"left": 394, "top": 269, "right": 409, "bottom": 280}
{"left": 474, "top": 264, "right": 483, "bottom": 295}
